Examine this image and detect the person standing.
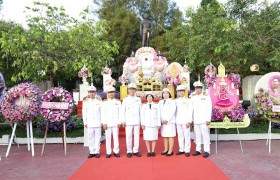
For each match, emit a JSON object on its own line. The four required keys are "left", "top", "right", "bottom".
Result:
{"left": 191, "top": 81, "right": 212, "bottom": 158}
{"left": 121, "top": 83, "right": 142, "bottom": 158}
{"left": 82, "top": 86, "right": 102, "bottom": 158}
{"left": 175, "top": 85, "right": 193, "bottom": 157}
{"left": 141, "top": 93, "right": 161, "bottom": 157}
{"left": 101, "top": 86, "right": 121, "bottom": 158}
{"left": 159, "top": 88, "right": 176, "bottom": 156}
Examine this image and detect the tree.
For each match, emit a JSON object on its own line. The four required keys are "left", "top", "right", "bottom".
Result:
{"left": 0, "top": 2, "right": 118, "bottom": 87}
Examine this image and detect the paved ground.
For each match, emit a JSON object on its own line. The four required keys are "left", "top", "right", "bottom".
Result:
{"left": 0, "top": 139, "right": 279, "bottom": 180}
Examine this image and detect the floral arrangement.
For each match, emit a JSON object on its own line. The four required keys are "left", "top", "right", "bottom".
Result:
{"left": 204, "top": 64, "right": 217, "bottom": 88}
{"left": 78, "top": 64, "right": 89, "bottom": 78}
{"left": 135, "top": 47, "right": 157, "bottom": 57}
{"left": 204, "top": 74, "right": 216, "bottom": 88}
{"left": 101, "top": 66, "right": 112, "bottom": 75}
{"left": 165, "top": 75, "right": 181, "bottom": 86}
{"left": 255, "top": 89, "right": 279, "bottom": 119}
{"left": 153, "top": 56, "right": 168, "bottom": 72}
{"left": 118, "top": 74, "right": 129, "bottom": 85}
{"left": 1, "top": 82, "right": 42, "bottom": 121}
{"left": 124, "top": 57, "right": 139, "bottom": 73}
{"left": 228, "top": 73, "right": 241, "bottom": 88}
{"left": 36, "top": 119, "right": 77, "bottom": 133}
{"left": 212, "top": 105, "right": 245, "bottom": 122}
{"left": 41, "top": 87, "right": 74, "bottom": 122}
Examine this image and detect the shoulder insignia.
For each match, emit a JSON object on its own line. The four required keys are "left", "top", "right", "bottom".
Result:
{"left": 83, "top": 97, "right": 89, "bottom": 102}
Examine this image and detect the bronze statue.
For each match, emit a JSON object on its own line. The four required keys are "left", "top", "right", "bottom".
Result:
{"left": 140, "top": 15, "right": 152, "bottom": 47}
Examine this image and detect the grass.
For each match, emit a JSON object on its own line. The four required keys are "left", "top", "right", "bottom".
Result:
{"left": 0, "top": 120, "right": 280, "bottom": 138}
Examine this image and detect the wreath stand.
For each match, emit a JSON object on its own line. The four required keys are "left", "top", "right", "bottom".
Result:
{"left": 214, "top": 128, "right": 243, "bottom": 154}
{"left": 210, "top": 114, "right": 250, "bottom": 154}
{"left": 6, "top": 118, "right": 34, "bottom": 157}
{"left": 41, "top": 121, "right": 67, "bottom": 156}
{"left": 266, "top": 118, "right": 280, "bottom": 153}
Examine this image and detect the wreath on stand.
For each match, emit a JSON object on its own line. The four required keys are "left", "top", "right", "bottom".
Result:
{"left": 1, "top": 82, "right": 42, "bottom": 122}
{"left": 41, "top": 87, "right": 74, "bottom": 122}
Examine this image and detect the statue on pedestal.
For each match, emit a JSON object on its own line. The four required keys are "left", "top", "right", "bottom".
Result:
{"left": 140, "top": 15, "right": 152, "bottom": 47}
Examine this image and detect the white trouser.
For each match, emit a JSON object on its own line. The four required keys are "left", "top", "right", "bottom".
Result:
{"left": 105, "top": 127, "right": 119, "bottom": 155}
{"left": 125, "top": 125, "right": 140, "bottom": 153}
{"left": 176, "top": 124, "right": 191, "bottom": 153}
{"left": 194, "top": 124, "right": 210, "bottom": 153}
{"left": 87, "top": 127, "right": 101, "bottom": 154}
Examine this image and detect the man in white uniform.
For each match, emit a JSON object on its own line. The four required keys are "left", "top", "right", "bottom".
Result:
{"left": 82, "top": 86, "right": 102, "bottom": 158}
{"left": 175, "top": 85, "right": 193, "bottom": 157}
{"left": 101, "top": 86, "right": 121, "bottom": 158}
{"left": 121, "top": 83, "right": 142, "bottom": 158}
{"left": 190, "top": 81, "right": 212, "bottom": 158}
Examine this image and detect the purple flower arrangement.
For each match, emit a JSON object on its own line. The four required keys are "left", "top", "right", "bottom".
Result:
{"left": 255, "top": 89, "right": 280, "bottom": 119}
{"left": 228, "top": 73, "right": 241, "bottom": 88}
{"left": 78, "top": 64, "right": 89, "bottom": 78}
{"left": 204, "top": 74, "right": 216, "bottom": 88}
{"left": 212, "top": 105, "right": 245, "bottom": 122}
{"left": 1, "top": 82, "right": 42, "bottom": 121}
{"left": 36, "top": 119, "right": 77, "bottom": 133}
{"left": 41, "top": 87, "right": 74, "bottom": 122}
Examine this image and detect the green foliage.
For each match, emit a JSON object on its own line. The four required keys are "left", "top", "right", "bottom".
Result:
{"left": 0, "top": 2, "right": 118, "bottom": 87}
{"left": 164, "top": 1, "right": 280, "bottom": 78}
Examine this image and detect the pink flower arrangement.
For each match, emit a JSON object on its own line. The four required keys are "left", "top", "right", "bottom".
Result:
{"left": 1, "top": 82, "right": 42, "bottom": 121}
{"left": 228, "top": 73, "right": 241, "bottom": 88}
{"left": 165, "top": 75, "right": 181, "bottom": 86}
{"left": 41, "top": 87, "right": 74, "bottom": 122}
{"left": 204, "top": 74, "right": 216, "bottom": 88}
{"left": 118, "top": 75, "right": 129, "bottom": 85}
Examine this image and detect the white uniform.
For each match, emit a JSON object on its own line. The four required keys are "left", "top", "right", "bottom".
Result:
{"left": 101, "top": 98, "right": 121, "bottom": 155}
{"left": 141, "top": 102, "right": 161, "bottom": 141}
{"left": 159, "top": 98, "right": 176, "bottom": 137}
{"left": 175, "top": 97, "right": 193, "bottom": 153}
{"left": 190, "top": 92, "right": 212, "bottom": 153}
{"left": 121, "top": 95, "right": 142, "bottom": 153}
{"left": 82, "top": 98, "right": 102, "bottom": 154}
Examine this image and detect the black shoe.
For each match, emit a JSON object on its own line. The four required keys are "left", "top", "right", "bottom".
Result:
{"left": 133, "top": 152, "right": 141, "bottom": 157}
{"left": 161, "top": 151, "right": 168, "bottom": 155}
{"left": 203, "top": 152, "right": 210, "bottom": 158}
{"left": 176, "top": 151, "right": 184, "bottom": 155}
{"left": 114, "top": 153, "right": 120, "bottom": 158}
{"left": 95, "top": 154, "right": 100, "bottom": 158}
{"left": 151, "top": 152, "right": 156, "bottom": 156}
{"left": 147, "top": 152, "right": 151, "bottom": 157}
{"left": 193, "top": 151, "right": 201, "bottom": 156}
{"left": 88, "top": 154, "right": 95, "bottom": 158}
{"left": 127, "top": 153, "right": 132, "bottom": 158}
{"left": 166, "top": 151, "right": 173, "bottom": 156}
{"left": 106, "top": 154, "right": 111, "bottom": 158}
{"left": 185, "top": 153, "right": 190, "bottom": 157}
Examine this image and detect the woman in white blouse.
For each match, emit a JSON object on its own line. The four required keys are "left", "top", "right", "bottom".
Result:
{"left": 141, "top": 93, "right": 161, "bottom": 157}
{"left": 159, "top": 88, "right": 176, "bottom": 156}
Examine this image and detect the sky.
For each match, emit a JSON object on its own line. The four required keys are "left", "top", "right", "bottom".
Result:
{"left": 0, "top": 0, "right": 276, "bottom": 27}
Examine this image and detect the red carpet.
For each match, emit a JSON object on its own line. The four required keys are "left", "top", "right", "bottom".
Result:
{"left": 69, "top": 130, "right": 228, "bottom": 180}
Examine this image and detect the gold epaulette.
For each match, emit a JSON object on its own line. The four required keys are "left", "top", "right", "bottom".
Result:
{"left": 83, "top": 97, "right": 89, "bottom": 102}
{"left": 103, "top": 99, "right": 108, "bottom": 102}
{"left": 203, "top": 92, "right": 208, "bottom": 96}
{"left": 96, "top": 97, "right": 102, "bottom": 101}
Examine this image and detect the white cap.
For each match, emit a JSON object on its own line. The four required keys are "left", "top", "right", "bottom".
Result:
{"left": 162, "top": 88, "right": 171, "bottom": 93}
{"left": 128, "top": 83, "right": 137, "bottom": 89}
{"left": 87, "top": 86, "right": 96, "bottom": 92}
{"left": 177, "top": 85, "right": 186, "bottom": 91}
{"left": 107, "top": 86, "right": 116, "bottom": 92}
{"left": 193, "top": 81, "right": 204, "bottom": 87}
